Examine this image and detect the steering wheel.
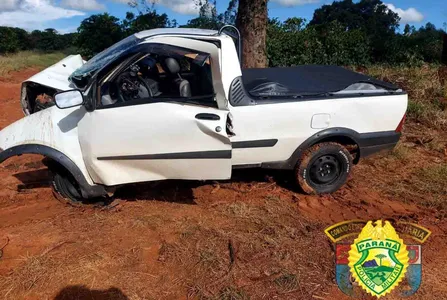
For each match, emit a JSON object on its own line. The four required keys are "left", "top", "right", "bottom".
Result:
{"left": 116, "top": 72, "right": 152, "bottom": 103}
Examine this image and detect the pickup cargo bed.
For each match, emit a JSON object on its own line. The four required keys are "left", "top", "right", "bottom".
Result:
{"left": 229, "top": 66, "right": 402, "bottom": 106}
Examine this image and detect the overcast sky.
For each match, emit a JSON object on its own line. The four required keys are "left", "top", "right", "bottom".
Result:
{"left": 0, "top": 0, "right": 445, "bottom": 34}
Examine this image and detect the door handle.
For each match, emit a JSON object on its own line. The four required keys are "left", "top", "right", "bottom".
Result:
{"left": 195, "top": 113, "right": 220, "bottom": 121}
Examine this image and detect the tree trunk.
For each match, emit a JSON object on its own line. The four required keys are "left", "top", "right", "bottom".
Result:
{"left": 236, "top": 0, "right": 268, "bottom": 69}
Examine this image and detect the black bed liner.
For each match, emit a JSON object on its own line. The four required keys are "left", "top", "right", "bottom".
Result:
{"left": 242, "top": 65, "right": 399, "bottom": 97}
{"left": 229, "top": 65, "right": 403, "bottom": 107}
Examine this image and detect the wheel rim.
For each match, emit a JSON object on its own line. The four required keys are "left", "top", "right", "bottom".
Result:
{"left": 309, "top": 155, "right": 341, "bottom": 185}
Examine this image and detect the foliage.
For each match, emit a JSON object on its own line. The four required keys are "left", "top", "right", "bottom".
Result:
{"left": 31, "top": 29, "right": 76, "bottom": 52}
{"left": 267, "top": 18, "right": 371, "bottom": 66}
{"left": 0, "top": 27, "right": 20, "bottom": 53}
{"left": 0, "top": 26, "right": 76, "bottom": 54}
{"left": 310, "top": 0, "right": 399, "bottom": 39}
{"left": 123, "top": 11, "right": 177, "bottom": 35}
{"left": 76, "top": 13, "right": 124, "bottom": 59}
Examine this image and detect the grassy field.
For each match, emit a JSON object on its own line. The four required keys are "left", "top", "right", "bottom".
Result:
{"left": 0, "top": 51, "right": 66, "bottom": 77}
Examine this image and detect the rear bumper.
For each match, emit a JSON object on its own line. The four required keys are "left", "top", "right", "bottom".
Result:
{"left": 358, "top": 131, "right": 401, "bottom": 159}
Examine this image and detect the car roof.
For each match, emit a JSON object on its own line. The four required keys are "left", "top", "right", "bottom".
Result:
{"left": 134, "top": 28, "right": 219, "bottom": 40}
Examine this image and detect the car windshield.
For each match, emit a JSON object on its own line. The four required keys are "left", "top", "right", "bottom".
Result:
{"left": 69, "top": 35, "right": 140, "bottom": 84}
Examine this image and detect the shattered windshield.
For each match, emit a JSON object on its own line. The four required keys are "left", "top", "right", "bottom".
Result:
{"left": 69, "top": 35, "right": 140, "bottom": 84}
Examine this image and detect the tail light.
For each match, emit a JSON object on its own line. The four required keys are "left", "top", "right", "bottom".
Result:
{"left": 395, "top": 114, "right": 406, "bottom": 133}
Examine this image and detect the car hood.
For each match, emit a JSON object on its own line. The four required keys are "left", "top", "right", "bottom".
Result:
{"left": 24, "top": 54, "right": 85, "bottom": 91}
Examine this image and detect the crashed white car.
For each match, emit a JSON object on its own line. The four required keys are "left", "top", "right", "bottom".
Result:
{"left": 0, "top": 28, "right": 407, "bottom": 203}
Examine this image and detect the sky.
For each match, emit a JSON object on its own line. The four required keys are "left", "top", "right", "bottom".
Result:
{"left": 0, "top": 0, "right": 445, "bottom": 34}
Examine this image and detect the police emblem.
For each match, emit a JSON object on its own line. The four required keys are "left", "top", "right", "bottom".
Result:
{"left": 348, "top": 220, "right": 408, "bottom": 297}
{"left": 325, "top": 219, "right": 431, "bottom": 298}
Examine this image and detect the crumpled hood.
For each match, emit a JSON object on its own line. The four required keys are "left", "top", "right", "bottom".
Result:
{"left": 23, "top": 54, "right": 85, "bottom": 91}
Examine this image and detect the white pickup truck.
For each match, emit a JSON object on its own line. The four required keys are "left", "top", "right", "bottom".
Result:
{"left": 0, "top": 27, "right": 407, "bottom": 203}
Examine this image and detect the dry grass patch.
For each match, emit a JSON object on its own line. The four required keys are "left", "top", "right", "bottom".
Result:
{"left": 274, "top": 273, "right": 299, "bottom": 293}
{"left": 365, "top": 65, "right": 447, "bottom": 129}
{"left": 153, "top": 197, "right": 331, "bottom": 299}
{"left": 375, "top": 161, "right": 447, "bottom": 213}
{"left": 391, "top": 143, "right": 411, "bottom": 161}
{"left": 0, "top": 51, "right": 66, "bottom": 77}
{"left": 414, "top": 164, "right": 447, "bottom": 209}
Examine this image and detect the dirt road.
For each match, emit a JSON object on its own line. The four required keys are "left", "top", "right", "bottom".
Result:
{"left": 0, "top": 70, "right": 446, "bottom": 299}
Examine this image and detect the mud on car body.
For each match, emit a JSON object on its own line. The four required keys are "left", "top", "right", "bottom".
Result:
{"left": 0, "top": 27, "right": 407, "bottom": 203}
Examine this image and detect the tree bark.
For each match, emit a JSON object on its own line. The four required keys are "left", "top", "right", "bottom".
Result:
{"left": 236, "top": 0, "right": 268, "bottom": 69}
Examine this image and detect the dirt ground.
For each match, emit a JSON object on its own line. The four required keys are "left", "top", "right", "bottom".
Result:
{"left": 0, "top": 69, "right": 446, "bottom": 300}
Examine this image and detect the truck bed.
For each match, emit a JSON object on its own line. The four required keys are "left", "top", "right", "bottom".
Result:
{"left": 229, "top": 66, "right": 403, "bottom": 106}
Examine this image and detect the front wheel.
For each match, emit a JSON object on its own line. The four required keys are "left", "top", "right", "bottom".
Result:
{"left": 51, "top": 170, "right": 85, "bottom": 205}
{"left": 295, "top": 142, "right": 352, "bottom": 194}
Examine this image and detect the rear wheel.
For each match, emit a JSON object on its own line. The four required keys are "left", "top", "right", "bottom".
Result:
{"left": 295, "top": 142, "right": 352, "bottom": 194}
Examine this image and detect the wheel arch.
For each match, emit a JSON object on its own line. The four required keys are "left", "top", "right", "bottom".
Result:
{"left": 308, "top": 130, "right": 360, "bottom": 164}
{"left": 0, "top": 144, "right": 106, "bottom": 198}
{"left": 262, "top": 127, "right": 362, "bottom": 170}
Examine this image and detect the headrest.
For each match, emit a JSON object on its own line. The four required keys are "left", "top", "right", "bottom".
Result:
{"left": 141, "top": 57, "right": 157, "bottom": 68}
{"left": 163, "top": 57, "right": 181, "bottom": 74}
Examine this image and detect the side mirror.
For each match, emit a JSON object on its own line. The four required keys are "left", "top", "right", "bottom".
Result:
{"left": 54, "top": 90, "right": 84, "bottom": 109}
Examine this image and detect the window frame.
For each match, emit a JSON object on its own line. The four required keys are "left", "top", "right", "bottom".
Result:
{"left": 95, "top": 43, "right": 218, "bottom": 110}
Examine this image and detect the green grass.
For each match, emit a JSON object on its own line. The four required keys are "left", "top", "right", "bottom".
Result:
{"left": 0, "top": 51, "right": 66, "bottom": 77}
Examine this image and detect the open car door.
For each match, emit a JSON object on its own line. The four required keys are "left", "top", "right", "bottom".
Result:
{"left": 77, "top": 37, "right": 232, "bottom": 186}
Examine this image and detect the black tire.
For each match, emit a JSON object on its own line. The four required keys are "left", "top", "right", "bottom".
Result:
{"left": 51, "top": 170, "right": 84, "bottom": 204}
{"left": 295, "top": 142, "right": 352, "bottom": 194}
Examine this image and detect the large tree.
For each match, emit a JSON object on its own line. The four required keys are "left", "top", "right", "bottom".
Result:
{"left": 310, "top": 0, "right": 399, "bottom": 34}
{"left": 236, "top": 0, "right": 268, "bottom": 68}
{"left": 123, "top": 11, "right": 176, "bottom": 35}
{"left": 310, "top": 0, "right": 399, "bottom": 61}
{"left": 76, "top": 13, "right": 124, "bottom": 58}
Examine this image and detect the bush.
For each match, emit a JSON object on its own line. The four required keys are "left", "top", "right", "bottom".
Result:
{"left": 267, "top": 18, "right": 445, "bottom": 67}
{"left": 0, "top": 26, "right": 77, "bottom": 55}
{"left": 0, "top": 27, "right": 20, "bottom": 54}
{"left": 267, "top": 19, "right": 371, "bottom": 67}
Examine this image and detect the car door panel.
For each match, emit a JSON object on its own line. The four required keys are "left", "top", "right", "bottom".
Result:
{"left": 77, "top": 38, "right": 233, "bottom": 186}
{"left": 78, "top": 101, "right": 231, "bottom": 186}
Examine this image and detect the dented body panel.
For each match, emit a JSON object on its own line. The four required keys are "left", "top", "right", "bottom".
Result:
{"left": 21, "top": 55, "right": 84, "bottom": 115}
{"left": 0, "top": 107, "right": 94, "bottom": 186}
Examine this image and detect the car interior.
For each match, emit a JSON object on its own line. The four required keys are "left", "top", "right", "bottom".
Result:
{"left": 99, "top": 46, "right": 215, "bottom": 108}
